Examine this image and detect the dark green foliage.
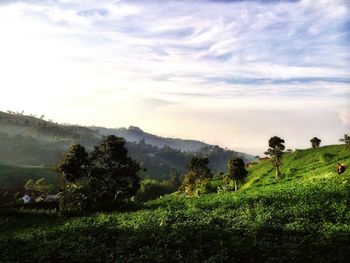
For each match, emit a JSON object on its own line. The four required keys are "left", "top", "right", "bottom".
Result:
{"left": 0, "top": 111, "right": 254, "bottom": 183}
{"left": 0, "top": 162, "right": 57, "bottom": 189}
{"left": 310, "top": 137, "right": 321, "bottom": 148}
{"left": 88, "top": 136, "right": 141, "bottom": 207}
{"left": 136, "top": 172, "right": 181, "bottom": 201}
{"left": 183, "top": 157, "right": 213, "bottom": 195}
{"left": 265, "top": 136, "right": 285, "bottom": 179}
{"left": 226, "top": 157, "right": 248, "bottom": 191}
{"left": 56, "top": 144, "right": 88, "bottom": 183}
{"left": 187, "top": 156, "right": 212, "bottom": 181}
{"left": 0, "top": 132, "right": 66, "bottom": 167}
{"left": 57, "top": 136, "right": 141, "bottom": 211}
{"left": 58, "top": 185, "right": 93, "bottom": 212}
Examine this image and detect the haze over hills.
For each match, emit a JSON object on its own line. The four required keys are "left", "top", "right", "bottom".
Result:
{"left": 0, "top": 111, "right": 255, "bottom": 187}
{"left": 91, "top": 126, "right": 209, "bottom": 152}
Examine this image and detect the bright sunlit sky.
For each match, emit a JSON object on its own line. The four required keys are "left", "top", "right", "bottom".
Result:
{"left": 0, "top": 0, "right": 349, "bottom": 155}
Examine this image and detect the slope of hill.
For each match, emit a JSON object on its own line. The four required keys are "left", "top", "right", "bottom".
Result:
{"left": 92, "top": 126, "right": 210, "bottom": 152}
{"left": 1, "top": 145, "right": 349, "bottom": 262}
{"left": 0, "top": 162, "right": 58, "bottom": 189}
{"left": 0, "top": 111, "right": 254, "bottom": 184}
{"left": 242, "top": 144, "right": 349, "bottom": 190}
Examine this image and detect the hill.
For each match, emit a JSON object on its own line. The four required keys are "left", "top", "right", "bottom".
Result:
{"left": 0, "top": 111, "right": 254, "bottom": 184}
{"left": 92, "top": 126, "right": 209, "bottom": 152}
{"left": 0, "top": 162, "right": 58, "bottom": 189}
{"left": 1, "top": 144, "right": 349, "bottom": 262}
{"left": 242, "top": 144, "right": 349, "bottom": 190}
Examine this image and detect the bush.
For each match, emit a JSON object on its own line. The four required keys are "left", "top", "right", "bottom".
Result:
{"left": 59, "top": 185, "right": 93, "bottom": 212}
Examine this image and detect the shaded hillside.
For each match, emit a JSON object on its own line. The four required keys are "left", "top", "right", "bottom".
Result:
{"left": 0, "top": 111, "right": 98, "bottom": 144}
{"left": 0, "top": 111, "right": 254, "bottom": 183}
{"left": 1, "top": 145, "right": 349, "bottom": 262}
{"left": 92, "top": 126, "right": 209, "bottom": 152}
{"left": 0, "top": 162, "right": 58, "bottom": 189}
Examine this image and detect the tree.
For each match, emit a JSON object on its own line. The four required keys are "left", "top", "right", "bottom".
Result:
{"left": 226, "top": 157, "right": 248, "bottom": 191}
{"left": 310, "top": 137, "right": 321, "bottom": 148}
{"left": 167, "top": 169, "right": 182, "bottom": 190}
{"left": 339, "top": 134, "right": 350, "bottom": 148}
{"left": 57, "top": 144, "right": 88, "bottom": 183}
{"left": 57, "top": 136, "right": 141, "bottom": 210}
{"left": 24, "top": 179, "right": 35, "bottom": 197}
{"left": 24, "top": 178, "right": 54, "bottom": 199}
{"left": 265, "top": 136, "right": 285, "bottom": 179}
{"left": 187, "top": 156, "right": 212, "bottom": 181}
{"left": 34, "top": 178, "right": 54, "bottom": 195}
{"left": 183, "top": 156, "right": 212, "bottom": 195}
{"left": 88, "top": 135, "right": 141, "bottom": 206}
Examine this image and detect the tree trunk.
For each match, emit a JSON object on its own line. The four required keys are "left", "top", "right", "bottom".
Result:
{"left": 234, "top": 179, "right": 238, "bottom": 191}
{"left": 275, "top": 165, "right": 280, "bottom": 179}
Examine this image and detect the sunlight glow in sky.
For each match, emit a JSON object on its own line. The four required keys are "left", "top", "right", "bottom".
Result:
{"left": 0, "top": 0, "right": 349, "bottom": 154}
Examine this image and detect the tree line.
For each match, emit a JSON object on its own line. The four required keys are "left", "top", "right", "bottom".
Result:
{"left": 54, "top": 134, "right": 349, "bottom": 212}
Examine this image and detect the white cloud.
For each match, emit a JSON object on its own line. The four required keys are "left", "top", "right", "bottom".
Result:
{"left": 0, "top": 0, "right": 349, "bottom": 154}
{"left": 339, "top": 110, "right": 350, "bottom": 126}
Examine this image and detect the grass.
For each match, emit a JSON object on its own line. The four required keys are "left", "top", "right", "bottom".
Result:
{"left": 0, "top": 144, "right": 349, "bottom": 262}
{"left": 0, "top": 162, "right": 58, "bottom": 189}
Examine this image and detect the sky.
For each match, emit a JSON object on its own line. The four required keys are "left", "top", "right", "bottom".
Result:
{"left": 0, "top": 0, "right": 349, "bottom": 155}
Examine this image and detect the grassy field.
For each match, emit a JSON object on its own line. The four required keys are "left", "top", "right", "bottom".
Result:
{"left": 0, "top": 162, "right": 58, "bottom": 189}
{"left": 0, "top": 145, "right": 349, "bottom": 262}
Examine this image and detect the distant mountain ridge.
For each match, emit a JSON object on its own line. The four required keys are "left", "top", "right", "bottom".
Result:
{"left": 91, "top": 126, "right": 209, "bottom": 152}
{"left": 0, "top": 110, "right": 255, "bottom": 184}
{"left": 0, "top": 110, "right": 251, "bottom": 156}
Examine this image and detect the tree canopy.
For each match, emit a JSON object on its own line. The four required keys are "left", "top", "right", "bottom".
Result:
{"left": 89, "top": 136, "right": 141, "bottom": 204}
{"left": 57, "top": 144, "right": 88, "bottom": 183}
{"left": 57, "top": 135, "right": 141, "bottom": 210}
{"left": 310, "top": 137, "right": 321, "bottom": 149}
{"left": 183, "top": 156, "right": 212, "bottom": 195}
{"left": 265, "top": 136, "right": 285, "bottom": 179}
{"left": 226, "top": 157, "right": 248, "bottom": 191}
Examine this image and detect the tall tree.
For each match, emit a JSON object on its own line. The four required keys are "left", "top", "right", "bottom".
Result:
{"left": 226, "top": 157, "right": 248, "bottom": 191}
{"left": 56, "top": 144, "right": 88, "bottom": 183}
{"left": 310, "top": 137, "right": 321, "bottom": 148}
{"left": 187, "top": 157, "right": 212, "bottom": 181}
{"left": 88, "top": 135, "right": 141, "bottom": 204}
{"left": 265, "top": 136, "right": 285, "bottom": 179}
{"left": 57, "top": 136, "right": 141, "bottom": 210}
{"left": 183, "top": 156, "right": 212, "bottom": 195}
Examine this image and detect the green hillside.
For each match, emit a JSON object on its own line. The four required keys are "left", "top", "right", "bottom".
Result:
{"left": 0, "top": 111, "right": 254, "bottom": 182}
{"left": 1, "top": 145, "right": 349, "bottom": 262}
{"left": 0, "top": 162, "right": 58, "bottom": 189}
{"left": 242, "top": 144, "right": 349, "bottom": 190}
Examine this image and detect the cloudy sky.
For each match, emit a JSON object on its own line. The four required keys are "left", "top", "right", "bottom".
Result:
{"left": 0, "top": 0, "right": 349, "bottom": 155}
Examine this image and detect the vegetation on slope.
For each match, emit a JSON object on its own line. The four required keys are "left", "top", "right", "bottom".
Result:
{"left": 242, "top": 144, "right": 349, "bottom": 190}
{"left": 0, "top": 144, "right": 349, "bottom": 262}
{"left": 0, "top": 110, "right": 254, "bottom": 183}
{"left": 0, "top": 162, "right": 58, "bottom": 189}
